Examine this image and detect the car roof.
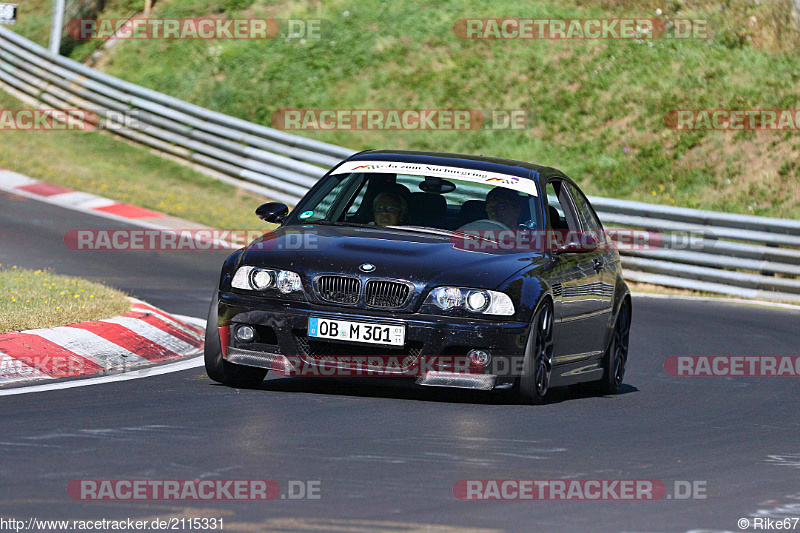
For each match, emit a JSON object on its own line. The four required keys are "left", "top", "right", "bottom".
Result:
{"left": 346, "top": 150, "right": 565, "bottom": 185}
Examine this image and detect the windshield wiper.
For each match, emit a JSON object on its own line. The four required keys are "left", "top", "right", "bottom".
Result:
{"left": 394, "top": 226, "right": 504, "bottom": 245}
{"left": 386, "top": 225, "right": 456, "bottom": 238}
{"left": 306, "top": 220, "right": 371, "bottom": 228}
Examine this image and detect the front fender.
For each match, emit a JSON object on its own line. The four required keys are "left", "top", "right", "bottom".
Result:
{"left": 497, "top": 270, "right": 550, "bottom": 325}
{"left": 219, "top": 249, "right": 244, "bottom": 291}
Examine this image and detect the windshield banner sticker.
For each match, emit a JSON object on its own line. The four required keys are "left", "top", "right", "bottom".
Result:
{"left": 331, "top": 160, "right": 539, "bottom": 196}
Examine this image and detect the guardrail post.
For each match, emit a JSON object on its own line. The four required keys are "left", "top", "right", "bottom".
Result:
{"left": 48, "top": 0, "right": 65, "bottom": 55}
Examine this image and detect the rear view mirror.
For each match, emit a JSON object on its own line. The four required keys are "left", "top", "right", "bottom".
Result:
{"left": 419, "top": 177, "right": 456, "bottom": 194}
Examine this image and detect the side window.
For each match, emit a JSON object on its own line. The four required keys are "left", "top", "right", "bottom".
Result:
{"left": 544, "top": 180, "right": 580, "bottom": 231}
{"left": 345, "top": 185, "right": 367, "bottom": 217}
{"left": 565, "top": 182, "right": 606, "bottom": 243}
{"left": 297, "top": 175, "right": 356, "bottom": 223}
{"left": 328, "top": 175, "right": 366, "bottom": 221}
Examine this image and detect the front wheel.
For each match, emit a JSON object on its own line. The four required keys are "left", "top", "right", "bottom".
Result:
{"left": 517, "top": 302, "right": 554, "bottom": 405}
{"left": 597, "top": 300, "right": 631, "bottom": 395}
{"left": 204, "top": 287, "right": 267, "bottom": 388}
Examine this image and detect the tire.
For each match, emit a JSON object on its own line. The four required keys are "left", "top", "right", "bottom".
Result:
{"left": 597, "top": 299, "right": 631, "bottom": 395}
{"left": 204, "top": 287, "right": 267, "bottom": 388}
{"left": 517, "top": 302, "right": 554, "bottom": 405}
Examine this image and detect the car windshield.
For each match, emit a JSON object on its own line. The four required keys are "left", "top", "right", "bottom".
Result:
{"left": 287, "top": 164, "right": 542, "bottom": 232}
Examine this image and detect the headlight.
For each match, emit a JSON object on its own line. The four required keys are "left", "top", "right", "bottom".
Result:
{"left": 276, "top": 270, "right": 302, "bottom": 294}
{"left": 231, "top": 266, "right": 304, "bottom": 293}
{"left": 465, "top": 290, "right": 489, "bottom": 312}
{"left": 433, "top": 287, "right": 463, "bottom": 310}
{"left": 424, "top": 287, "right": 515, "bottom": 316}
{"left": 250, "top": 268, "right": 274, "bottom": 290}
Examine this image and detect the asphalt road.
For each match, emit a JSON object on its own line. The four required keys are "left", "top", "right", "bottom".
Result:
{"left": 1, "top": 190, "right": 799, "bottom": 533}
{"left": 0, "top": 189, "right": 229, "bottom": 316}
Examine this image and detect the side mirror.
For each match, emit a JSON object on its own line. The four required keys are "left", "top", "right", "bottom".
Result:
{"left": 554, "top": 241, "right": 583, "bottom": 254}
{"left": 256, "top": 202, "right": 289, "bottom": 224}
{"left": 554, "top": 234, "right": 597, "bottom": 254}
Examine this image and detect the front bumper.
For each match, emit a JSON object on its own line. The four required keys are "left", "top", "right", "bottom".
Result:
{"left": 217, "top": 291, "right": 530, "bottom": 390}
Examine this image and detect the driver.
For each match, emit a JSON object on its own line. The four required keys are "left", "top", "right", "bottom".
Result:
{"left": 372, "top": 190, "right": 408, "bottom": 226}
{"left": 485, "top": 187, "right": 524, "bottom": 229}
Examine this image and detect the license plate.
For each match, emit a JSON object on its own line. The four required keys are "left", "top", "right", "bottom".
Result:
{"left": 308, "top": 317, "right": 405, "bottom": 346}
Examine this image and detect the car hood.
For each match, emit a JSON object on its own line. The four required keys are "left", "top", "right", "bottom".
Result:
{"left": 239, "top": 224, "right": 546, "bottom": 290}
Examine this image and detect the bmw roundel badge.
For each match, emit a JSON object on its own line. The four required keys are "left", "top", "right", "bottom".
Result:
{"left": 359, "top": 263, "right": 376, "bottom": 272}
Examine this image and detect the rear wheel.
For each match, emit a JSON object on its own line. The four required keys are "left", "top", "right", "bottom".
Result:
{"left": 597, "top": 300, "right": 631, "bottom": 395}
{"left": 204, "top": 287, "right": 267, "bottom": 388}
{"left": 517, "top": 302, "right": 554, "bottom": 405}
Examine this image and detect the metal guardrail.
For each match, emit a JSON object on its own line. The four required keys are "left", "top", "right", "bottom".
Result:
{"left": 1, "top": 26, "right": 799, "bottom": 303}
{"left": 589, "top": 197, "right": 800, "bottom": 302}
{"left": 0, "top": 26, "right": 353, "bottom": 205}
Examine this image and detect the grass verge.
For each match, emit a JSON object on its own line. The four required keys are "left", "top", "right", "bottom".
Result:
{"left": 0, "top": 89, "right": 271, "bottom": 229}
{"left": 0, "top": 265, "right": 131, "bottom": 333}
{"left": 625, "top": 280, "right": 752, "bottom": 300}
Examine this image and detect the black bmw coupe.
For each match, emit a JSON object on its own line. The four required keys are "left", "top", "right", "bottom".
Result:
{"left": 205, "top": 150, "right": 631, "bottom": 404}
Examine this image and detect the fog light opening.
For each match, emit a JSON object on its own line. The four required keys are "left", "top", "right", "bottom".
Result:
{"left": 235, "top": 324, "right": 256, "bottom": 343}
{"left": 468, "top": 349, "right": 491, "bottom": 366}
